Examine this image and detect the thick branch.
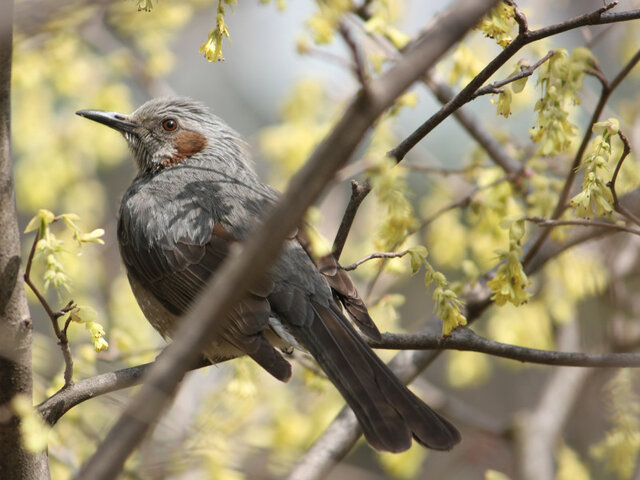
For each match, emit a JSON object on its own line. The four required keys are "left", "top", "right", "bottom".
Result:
{"left": 75, "top": 2, "right": 498, "bottom": 479}
{"left": 0, "top": 0, "right": 49, "bottom": 476}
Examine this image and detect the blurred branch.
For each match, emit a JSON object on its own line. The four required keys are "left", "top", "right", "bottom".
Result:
{"left": 75, "top": 2, "right": 499, "bottom": 479}
{"left": 514, "top": 320, "right": 592, "bottom": 480}
{"left": 14, "top": 0, "right": 112, "bottom": 36}
{"left": 526, "top": 216, "right": 640, "bottom": 237}
{"left": 387, "top": 2, "right": 640, "bottom": 163}
{"left": 524, "top": 47, "right": 640, "bottom": 266}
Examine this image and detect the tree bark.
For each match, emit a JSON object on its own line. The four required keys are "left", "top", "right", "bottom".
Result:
{"left": 0, "top": 1, "right": 50, "bottom": 478}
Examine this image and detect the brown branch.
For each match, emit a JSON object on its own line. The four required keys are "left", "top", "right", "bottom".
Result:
{"left": 339, "top": 21, "right": 369, "bottom": 92}
{"left": 331, "top": 179, "right": 371, "bottom": 260}
{"left": 37, "top": 357, "right": 212, "bottom": 426}
{"left": 75, "top": 3, "right": 499, "bottom": 479}
{"left": 471, "top": 50, "right": 555, "bottom": 99}
{"left": 343, "top": 250, "right": 409, "bottom": 271}
{"left": 608, "top": 130, "right": 640, "bottom": 226}
{"left": 370, "top": 328, "right": 640, "bottom": 367}
{"left": 387, "top": 2, "right": 639, "bottom": 163}
{"left": 23, "top": 233, "right": 74, "bottom": 386}
{"left": 525, "top": 216, "right": 640, "bottom": 236}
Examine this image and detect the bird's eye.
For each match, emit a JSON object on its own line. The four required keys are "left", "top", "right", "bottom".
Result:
{"left": 162, "top": 118, "right": 177, "bottom": 131}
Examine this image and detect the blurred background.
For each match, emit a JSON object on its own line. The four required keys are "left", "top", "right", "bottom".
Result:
{"left": 9, "top": 0, "right": 640, "bottom": 478}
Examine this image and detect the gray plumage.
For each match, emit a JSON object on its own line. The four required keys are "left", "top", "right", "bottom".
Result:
{"left": 77, "top": 97, "right": 461, "bottom": 453}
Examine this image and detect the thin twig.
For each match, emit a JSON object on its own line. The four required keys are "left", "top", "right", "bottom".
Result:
{"left": 23, "top": 233, "right": 74, "bottom": 386}
{"left": 332, "top": 179, "right": 371, "bottom": 260}
{"left": 339, "top": 21, "right": 370, "bottom": 92}
{"left": 525, "top": 216, "right": 640, "bottom": 236}
{"left": 471, "top": 50, "right": 555, "bottom": 99}
{"left": 608, "top": 130, "right": 640, "bottom": 226}
{"left": 403, "top": 162, "right": 492, "bottom": 175}
{"left": 343, "top": 250, "right": 409, "bottom": 271}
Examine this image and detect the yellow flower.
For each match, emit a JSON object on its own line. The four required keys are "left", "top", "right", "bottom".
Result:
{"left": 476, "top": 2, "right": 515, "bottom": 48}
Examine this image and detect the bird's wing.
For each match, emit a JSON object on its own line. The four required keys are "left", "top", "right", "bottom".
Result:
{"left": 118, "top": 208, "right": 291, "bottom": 382}
{"left": 295, "top": 228, "right": 381, "bottom": 340}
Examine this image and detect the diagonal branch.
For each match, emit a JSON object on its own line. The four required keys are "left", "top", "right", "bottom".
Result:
{"left": 331, "top": 179, "right": 371, "bottom": 260}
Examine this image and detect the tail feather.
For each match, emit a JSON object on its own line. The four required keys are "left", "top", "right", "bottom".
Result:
{"left": 293, "top": 300, "right": 460, "bottom": 452}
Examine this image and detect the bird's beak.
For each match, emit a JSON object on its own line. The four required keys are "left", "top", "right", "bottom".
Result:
{"left": 76, "top": 109, "right": 138, "bottom": 134}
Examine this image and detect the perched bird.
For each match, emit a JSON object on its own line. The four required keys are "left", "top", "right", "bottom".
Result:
{"left": 76, "top": 97, "right": 460, "bottom": 453}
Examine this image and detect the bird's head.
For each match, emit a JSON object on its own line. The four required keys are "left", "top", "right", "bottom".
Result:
{"left": 77, "top": 97, "right": 247, "bottom": 173}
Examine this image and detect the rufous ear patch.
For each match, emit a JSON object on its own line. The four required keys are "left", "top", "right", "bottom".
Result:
{"left": 161, "top": 130, "right": 208, "bottom": 168}
{"left": 174, "top": 130, "right": 208, "bottom": 159}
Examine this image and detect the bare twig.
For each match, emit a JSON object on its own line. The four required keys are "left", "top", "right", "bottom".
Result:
{"left": 403, "top": 162, "right": 492, "bottom": 175}
{"left": 370, "top": 328, "right": 640, "bottom": 368}
{"left": 608, "top": 130, "right": 640, "bottom": 226}
{"left": 23, "top": 233, "right": 74, "bottom": 386}
{"left": 525, "top": 216, "right": 640, "bottom": 236}
{"left": 471, "top": 50, "right": 555, "bottom": 99}
{"left": 515, "top": 321, "right": 591, "bottom": 480}
{"left": 332, "top": 179, "right": 371, "bottom": 260}
{"left": 339, "top": 21, "right": 369, "bottom": 92}
{"left": 343, "top": 250, "right": 409, "bottom": 271}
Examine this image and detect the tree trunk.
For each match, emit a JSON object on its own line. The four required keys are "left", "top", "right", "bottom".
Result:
{"left": 0, "top": 1, "right": 50, "bottom": 477}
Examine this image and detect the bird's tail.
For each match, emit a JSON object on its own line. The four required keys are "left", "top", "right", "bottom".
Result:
{"left": 291, "top": 300, "right": 460, "bottom": 453}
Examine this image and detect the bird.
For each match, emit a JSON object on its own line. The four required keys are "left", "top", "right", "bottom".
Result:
{"left": 76, "top": 97, "right": 460, "bottom": 453}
